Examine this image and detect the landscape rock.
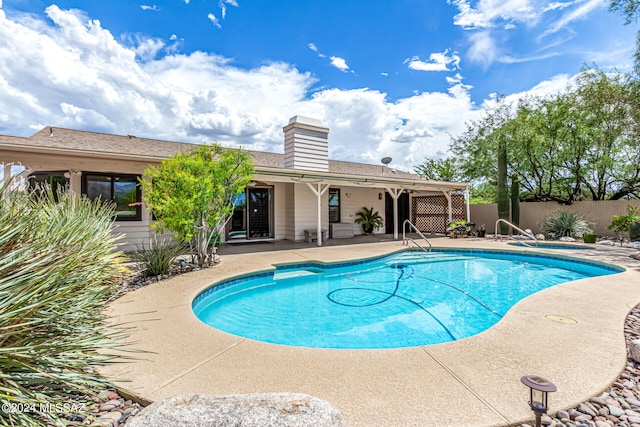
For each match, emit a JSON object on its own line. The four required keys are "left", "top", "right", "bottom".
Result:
{"left": 128, "top": 393, "right": 346, "bottom": 427}
{"left": 630, "top": 340, "right": 640, "bottom": 363}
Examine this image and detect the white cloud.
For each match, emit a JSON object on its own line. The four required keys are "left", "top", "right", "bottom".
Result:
{"left": 449, "top": 0, "right": 604, "bottom": 67}
{"left": 330, "top": 56, "right": 350, "bottom": 72}
{"left": 207, "top": 13, "right": 221, "bottom": 29}
{"left": 405, "top": 50, "right": 460, "bottom": 72}
{"left": 449, "top": 0, "right": 539, "bottom": 30}
{"left": 308, "top": 42, "right": 327, "bottom": 58}
{"left": 0, "top": 4, "right": 596, "bottom": 171}
{"left": 499, "top": 52, "right": 558, "bottom": 63}
{"left": 467, "top": 31, "right": 498, "bottom": 67}
{"left": 140, "top": 5, "right": 158, "bottom": 11}
{"left": 543, "top": 1, "right": 575, "bottom": 12}
{"left": 217, "top": 0, "right": 238, "bottom": 21}
{"left": 539, "top": 0, "right": 604, "bottom": 39}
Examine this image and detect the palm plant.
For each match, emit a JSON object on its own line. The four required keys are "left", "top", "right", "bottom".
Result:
{"left": 543, "top": 210, "right": 592, "bottom": 240}
{"left": 0, "top": 182, "right": 129, "bottom": 425}
{"left": 354, "top": 206, "right": 384, "bottom": 235}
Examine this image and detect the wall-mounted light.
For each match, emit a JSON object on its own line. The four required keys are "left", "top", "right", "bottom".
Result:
{"left": 378, "top": 193, "right": 383, "bottom": 200}
{"left": 65, "top": 170, "right": 82, "bottom": 178}
{"left": 345, "top": 192, "right": 351, "bottom": 198}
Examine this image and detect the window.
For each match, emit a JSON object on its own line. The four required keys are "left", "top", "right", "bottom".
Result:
{"left": 82, "top": 173, "right": 141, "bottom": 221}
{"left": 328, "top": 188, "right": 340, "bottom": 223}
{"left": 28, "top": 172, "right": 68, "bottom": 201}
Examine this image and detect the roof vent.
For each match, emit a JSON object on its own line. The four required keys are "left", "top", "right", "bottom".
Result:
{"left": 49, "top": 127, "right": 53, "bottom": 136}
{"left": 127, "top": 134, "right": 136, "bottom": 139}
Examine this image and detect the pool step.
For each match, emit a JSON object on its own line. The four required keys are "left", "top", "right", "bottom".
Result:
{"left": 274, "top": 268, "right": 323, "bottom": 280}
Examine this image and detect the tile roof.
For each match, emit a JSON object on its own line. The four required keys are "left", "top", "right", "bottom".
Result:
{"left": 5, "top": 126, "right": 421, "bottom": 180}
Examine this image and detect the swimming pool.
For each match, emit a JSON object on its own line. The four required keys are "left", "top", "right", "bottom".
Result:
{"left": 192, "top": 249, "right": 621, "bottom": 349}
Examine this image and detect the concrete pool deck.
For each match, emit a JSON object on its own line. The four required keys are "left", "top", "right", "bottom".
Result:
{"left": 103, "top": 238, "right": 640, "bottom": 426}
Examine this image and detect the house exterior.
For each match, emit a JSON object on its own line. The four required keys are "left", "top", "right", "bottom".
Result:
{"left": 0, "top": 116, "right": 469, "bottom": 251}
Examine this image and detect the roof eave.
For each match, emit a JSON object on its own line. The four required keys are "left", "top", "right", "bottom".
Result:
{"left": 254, "top": 166, "right": 468, "bottom": 191}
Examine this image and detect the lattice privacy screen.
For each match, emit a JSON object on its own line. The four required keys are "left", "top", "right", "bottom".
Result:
{"left": 411, "top": 194, "right": 465, "bottom": 233}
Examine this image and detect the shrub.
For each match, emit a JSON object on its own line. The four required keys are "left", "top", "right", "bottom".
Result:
{"left": 608, "top": 206, "right": 640, "bottom": 236}
{"left": 135, "top": 235, "right": 184, "bottom": 277}
{"left": 543, "top": 211, "right": 592, "bottom": 240}
{"left": 0, "top": 182, "right": 129, "bottom": 425}
{"left": 631, "top": 221, "right": 640, "bottom": 241}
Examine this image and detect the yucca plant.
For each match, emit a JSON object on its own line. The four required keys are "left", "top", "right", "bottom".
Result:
{"left": 135, "top": 234, "right": 184, "bottom": 277}
{"left": 0, "top": 182, "right": 130, "bottom": 426}
{"left": 543, "top": 210, "right": 592, "bottom": 240}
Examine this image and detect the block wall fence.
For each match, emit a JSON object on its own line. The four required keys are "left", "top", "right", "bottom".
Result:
{"left": 469, "top": 199, "right": 640, "bottom": 237}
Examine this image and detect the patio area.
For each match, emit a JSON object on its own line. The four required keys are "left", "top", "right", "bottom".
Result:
{"left": 103, "top": 237, "right": 640, "bottom": 426}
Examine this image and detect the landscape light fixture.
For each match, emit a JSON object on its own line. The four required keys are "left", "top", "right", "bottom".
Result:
{"left": 520, "top": 375, "right": 556, "bottom": 427}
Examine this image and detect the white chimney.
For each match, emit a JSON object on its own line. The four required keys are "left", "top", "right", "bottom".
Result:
{"left": 282, "top": 116, "right": 329, "bottom": 171}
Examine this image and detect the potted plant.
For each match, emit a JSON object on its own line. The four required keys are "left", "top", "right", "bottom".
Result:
{"left": 582, "top": 233, "right": 598, "bottom": 243}
{"left": 354, "top": 206, "right": 383, "bottom": 235}
{"left": 477, "top": 224, "right": 486, "bottom": 238}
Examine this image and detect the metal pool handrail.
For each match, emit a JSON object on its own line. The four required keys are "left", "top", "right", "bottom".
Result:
{"left": 402, "top": 219, "right": 432, "bottom": 252}
{"left": 494, "top": 218, "right": 539, "bottom": 247}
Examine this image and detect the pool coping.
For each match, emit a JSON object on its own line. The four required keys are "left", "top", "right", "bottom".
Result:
{"left": 103, "top": 238, "right": 640, "bottom": 427}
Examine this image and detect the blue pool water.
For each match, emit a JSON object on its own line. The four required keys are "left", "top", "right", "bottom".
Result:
{"left": 192, "top": 249, "right": 621, "bottom": 349}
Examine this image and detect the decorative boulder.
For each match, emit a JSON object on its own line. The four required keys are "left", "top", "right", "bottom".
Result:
{"left": 534, "top": 234, "right": 546, "bottom": 241}
{"left": 128, "top": 393, "right": 346, "bottom": 427}
{"left": 558, "top": 236, "right": 576, "bottom": 242}
{"left": 630, "top": 339, "right": 640, "bottom": 363}
{"left": 629, "top": 241, "right": 640, "bottom": 249}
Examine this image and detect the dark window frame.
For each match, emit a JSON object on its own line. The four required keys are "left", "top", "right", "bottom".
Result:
{"left": 28, "top": 171, "right": 68, "bottom": 190}
{"left": 328, "top": 188, "right": 340, "bottom": 223}
{"left": 82, "top": 172, "right": 142, "bottom": 221}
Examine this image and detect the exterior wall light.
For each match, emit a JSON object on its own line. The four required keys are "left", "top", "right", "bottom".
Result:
{"left": 520, "top": 375, "right": 556, "bottom": 427}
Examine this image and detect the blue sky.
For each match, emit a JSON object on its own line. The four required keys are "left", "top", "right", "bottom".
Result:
{"left": 0, "top": 0, "right": 636, "bottom": 171}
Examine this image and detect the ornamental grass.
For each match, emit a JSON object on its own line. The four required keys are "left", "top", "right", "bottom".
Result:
{"left": 0, "top": 182, "right": 130, "bottom": 426}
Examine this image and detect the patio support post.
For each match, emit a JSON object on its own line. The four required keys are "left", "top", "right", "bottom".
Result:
{"left": 465, "top": 187, "right": 471, "bottom": 222}
{"left": 385, "top": 187, "right": 403, "bottom": 240}
{"left": 306, "top": 182, "right": 330, "bottom": 246}
{"left": 442, "top": 190, "right": 453, "bottom": 223}
{"left": 2, "top": 163, "right": 10, "bottom": 183}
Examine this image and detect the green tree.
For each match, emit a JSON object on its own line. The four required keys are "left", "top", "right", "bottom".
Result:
{"left": 141, "top": 144, "right": 254, "bottom": 266}
{"left": 414, "top": 157, "right": 460, "bottom": 182}
{"left": 451, "top": 97, "right": 515, "bottom": 229}
{"left": 452, "top": 67, "right": 640, "bottom": 204}
{"left": 610, "top": 0, "right": 640, "bottom": 73}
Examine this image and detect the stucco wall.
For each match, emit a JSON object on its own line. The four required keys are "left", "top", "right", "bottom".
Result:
{"left": 470, "top": 199, "right": 640, "bottom": 237}
{"left": 338, "top": 187, "right": 386, "bottom": 236}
